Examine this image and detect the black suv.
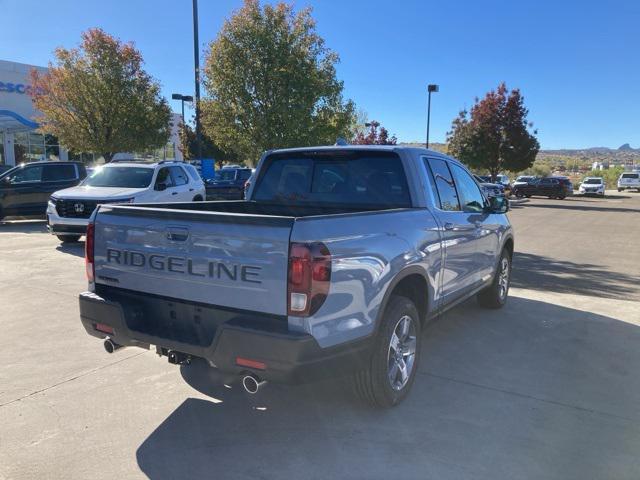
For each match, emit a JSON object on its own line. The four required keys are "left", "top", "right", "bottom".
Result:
{"left": 512, "top": 176, "right": 573, "bottom": 199}
{"left": 205, "top": 167, "right": 253, "bottom": 200}
{"left": 0, "top": 161, "right": 86, "bottom": 221}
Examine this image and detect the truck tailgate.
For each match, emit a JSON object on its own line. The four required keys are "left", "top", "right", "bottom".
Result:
{"left": 92, "top": 205, "right": 293, "bottom": 315}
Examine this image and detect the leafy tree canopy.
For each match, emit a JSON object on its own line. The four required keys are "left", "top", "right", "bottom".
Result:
{"left": 178, "top": 119, "right": 237, "bottom": 169}
{"left": 31, "top": 28, "right": 171, "bottom": 163}
{"left": 202, "top": 0, "right": 356, "bottom": 165}
{"left": 447, "top": 83, "right": 539, "bottom": 180}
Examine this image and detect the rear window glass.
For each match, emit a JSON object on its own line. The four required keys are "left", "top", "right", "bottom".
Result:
{"left": 253, "top": 152, "right": 411, "bottom": 207}
{"left": 621, "top": 173, "right": 639, "bottom": 179}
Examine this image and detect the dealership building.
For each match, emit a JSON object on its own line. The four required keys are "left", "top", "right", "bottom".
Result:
{"left": 0, "top": 59, "right": 181, "bottom": 168}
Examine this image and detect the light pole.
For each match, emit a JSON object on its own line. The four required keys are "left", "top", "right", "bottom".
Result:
{"left": 426, "top": 84, "right": 439, "bottom": 149}
{"left": 192, "top": 0, "right": 202, "bottom": 160}
{"left": 171, "top": 93, "right": 193, "bottom": 123}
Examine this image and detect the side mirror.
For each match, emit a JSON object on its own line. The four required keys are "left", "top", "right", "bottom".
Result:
{"left": 155, "top": 182, "right": 167, "bottom": 191}
{"left": 487, "top": 195, "right": 509, "bottom": 214}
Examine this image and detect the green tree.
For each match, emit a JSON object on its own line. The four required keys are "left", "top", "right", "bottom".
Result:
{"left": 178, "top": 120, "right": 237, "bottom": 169}
{"left": 30, "top": 28, "right": 171, "bottom": 163}
{"left": 447, "top": 83, "right": 539, "bottom": 180}
{"left": 201, "top": 0, "right": 356, "bottom": 165}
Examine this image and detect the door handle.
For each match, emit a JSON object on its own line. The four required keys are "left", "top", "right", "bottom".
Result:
{"left": 171, "top": 192, "right": 178, "bottom": 195}
{"left": 189, "top": 188, "right": 194, "bottom": 192}
{"left": 444, "top": 222, "right": 454, "bottom": 231}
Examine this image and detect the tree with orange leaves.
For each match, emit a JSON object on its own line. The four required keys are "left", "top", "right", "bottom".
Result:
{"left": 30, "top": 28, "right": 171, "bottom": 163}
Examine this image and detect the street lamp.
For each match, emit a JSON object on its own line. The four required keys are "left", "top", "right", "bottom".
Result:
{"left": 171, "top": 93, "right": 193, "bottom": 123}
{"left": 192, "top": 0, "right": 202, "bottom": 160}
{"left": 426, "top": 84, "right": 439, "bottom": 149}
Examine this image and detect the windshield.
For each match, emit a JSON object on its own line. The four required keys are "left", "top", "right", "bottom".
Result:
{"left": 583, "top": 178, "right": 602, "bottom": 184}
{"left": 253, "top": 152, "right": 411, "bottom": 207}
{"left": 82, "top": 166, "right": 154, "bottom": 188}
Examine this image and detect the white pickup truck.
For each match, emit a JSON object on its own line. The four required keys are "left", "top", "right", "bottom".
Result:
{"left": 79, "top": 146, "right": 514, "bottom": 407}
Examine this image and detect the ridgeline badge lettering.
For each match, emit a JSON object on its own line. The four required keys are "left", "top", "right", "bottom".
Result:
{"left": 106, "top": 248, "right": 262, "bottom": 284}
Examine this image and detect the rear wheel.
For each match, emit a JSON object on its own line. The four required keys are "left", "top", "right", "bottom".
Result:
{"left": 525, "top": 195, "right": 531, "bottom": 198}
{"left": 558, "top": 194, "right": 566, "bottom": 200}
{"left": 354, "top": 295, "right": 421, "bottom": 408}
{"left": 515, "top": 191, "right": 523, "bottom": 198}
{"left": 477, "top": 249, "right": 511, "bottom": 309}
{"left": 57, "top": 235, "right": 81, "bottom": 243}
{"left": 192, "top": 195, "right": 203, "bottom": 201}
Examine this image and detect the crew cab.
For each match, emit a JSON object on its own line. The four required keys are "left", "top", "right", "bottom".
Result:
{"left": 617, "top": 172, "right": 640, "bottom": 192}
{"left": 47, "top": 161, "right": 205, "bottom": 243}
{"left": 79, "top": 146, "right": 513, "bottom": 407}
{"left": 205, "top": 166, "right": 253, "bottom": 200}
{"left": 0, "top": 161, "right": 86, "bottom": 222}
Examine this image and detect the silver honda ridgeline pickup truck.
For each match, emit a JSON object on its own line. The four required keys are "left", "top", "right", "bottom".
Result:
{"left": 79, "top": 146, "right": 513, "bottom": 407}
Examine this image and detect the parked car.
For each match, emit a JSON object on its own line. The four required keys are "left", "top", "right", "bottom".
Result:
{"left": 513, "top": 175, "right": 537, "bottom": 188}
{"left": 579, "top": 177, "right": 605, "bottom": 196}
{"left": 0, "top": 161, "right": 86, "bottom": 222}
{"left": 512, "top": 176, "right": 573, "bottom": 199}
{"left": 79, "top": 146, "right": 514, "bottom": 408}
{"left": 47, "top": 161, "right": 205, "bottom": 243}
{"left": 477, "top": 174, "right": 511, "bottom": 194}
{"left": 205, "top": 166, "right": 253, "bottom": 200}
{"left": 474, "top": 175, "right": 506, "bottom": 198}
{"left": 617, "top": 172, "right": 640, "bottom": 192}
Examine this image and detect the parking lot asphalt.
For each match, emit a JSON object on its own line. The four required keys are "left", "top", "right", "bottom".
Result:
{"left": 1, "top": 192, "right": 639, "bottom": 480}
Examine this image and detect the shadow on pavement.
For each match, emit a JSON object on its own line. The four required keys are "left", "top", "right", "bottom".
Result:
{"left": 56, "top": 240, "right": 85, "bottom": 258}
{"left": 511, "top": 252, "right": 640, "bottom": 301}
{"left": 137, "top": 296, "right": 640, "bottom": 480}
{"left": 0, "top": 219, "right": 48, "bottom": 234}
{"left": 524, "top": 202, "right": 638, "bottom": 214}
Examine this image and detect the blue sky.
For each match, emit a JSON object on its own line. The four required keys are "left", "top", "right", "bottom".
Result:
{"left": 1, "top": 0, "right": 638, "bottom": 149}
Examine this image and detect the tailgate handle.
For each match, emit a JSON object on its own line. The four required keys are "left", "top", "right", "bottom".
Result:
{"left": 166, "top": 227, "right": 189, "bottom": 242}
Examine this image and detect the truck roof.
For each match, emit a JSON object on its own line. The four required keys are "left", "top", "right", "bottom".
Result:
{"left": 267, "top": 145, "right": 443, "bottom": 155}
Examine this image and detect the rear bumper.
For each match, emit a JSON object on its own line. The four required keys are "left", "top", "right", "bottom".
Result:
{"left": 79, "top": 290, "right": 373, "bottom": 384}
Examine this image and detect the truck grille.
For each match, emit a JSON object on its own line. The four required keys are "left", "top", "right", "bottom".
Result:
{"left": 56, "top": 199, "right": 99, "bottom": 218}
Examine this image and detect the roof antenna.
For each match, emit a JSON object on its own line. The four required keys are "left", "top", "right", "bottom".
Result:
{"left": 334, "top": 137, "right": 349, "bottom": 146}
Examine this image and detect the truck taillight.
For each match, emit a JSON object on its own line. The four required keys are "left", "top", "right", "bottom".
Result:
{"left": 85, "top": 222, "right": 95, "bottom": 282}
{"left": 287, "top": 242, "right": 331, "bottom": 317}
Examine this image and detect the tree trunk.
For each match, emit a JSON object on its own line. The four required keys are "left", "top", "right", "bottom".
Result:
{"left": 103, "top": 152, "right": 114, "bottom": 163}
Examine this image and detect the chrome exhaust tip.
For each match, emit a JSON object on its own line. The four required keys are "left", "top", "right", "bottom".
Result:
{"left": 242, "top": 374, "right": 266, "bottom": 394}
{"left": 103, "top": 338, "right": 122, "bottom": 354}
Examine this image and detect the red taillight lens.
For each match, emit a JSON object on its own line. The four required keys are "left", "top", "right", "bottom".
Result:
{"left": 287, "top": 242, "right": 331, "bottom": 317}
{"left": 85, "top": 222, "right": 95, "bottom": 282}
{"left": 235, "top": 357, "right": 267, "bottom": 370}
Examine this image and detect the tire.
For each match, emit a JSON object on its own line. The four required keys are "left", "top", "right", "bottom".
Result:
{"left": 618, "top": 188, "right": 622, "bottom": 192}
{"left": 57, "top": 235, "right": 81, "bottom": 243}
{"left": 477, "top": 249, "right": 512, "bottom": 309}
{"left": 515, "top": 191, "right": 523, "bottom": 198}
{"left": 558, "top": 194, "right": 566, "bottom": 200}
{"left": 525, "top": 195, "right": 531, "bottom": 198}
{"left": 354, "top": 295, "right": 421, "bottom": 408}
{"left": 192, "top": 195, "right": 203, "bottom": 201}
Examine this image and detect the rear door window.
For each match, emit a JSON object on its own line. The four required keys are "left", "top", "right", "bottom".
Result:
{"left": 169, "top": 166, "right": 189, "bottom": 186}
{"left": 425, "top": 158, "right": 460, "bottom": 211}
{"left": 43, "top": 164, "right": 76, "bottom": 181}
